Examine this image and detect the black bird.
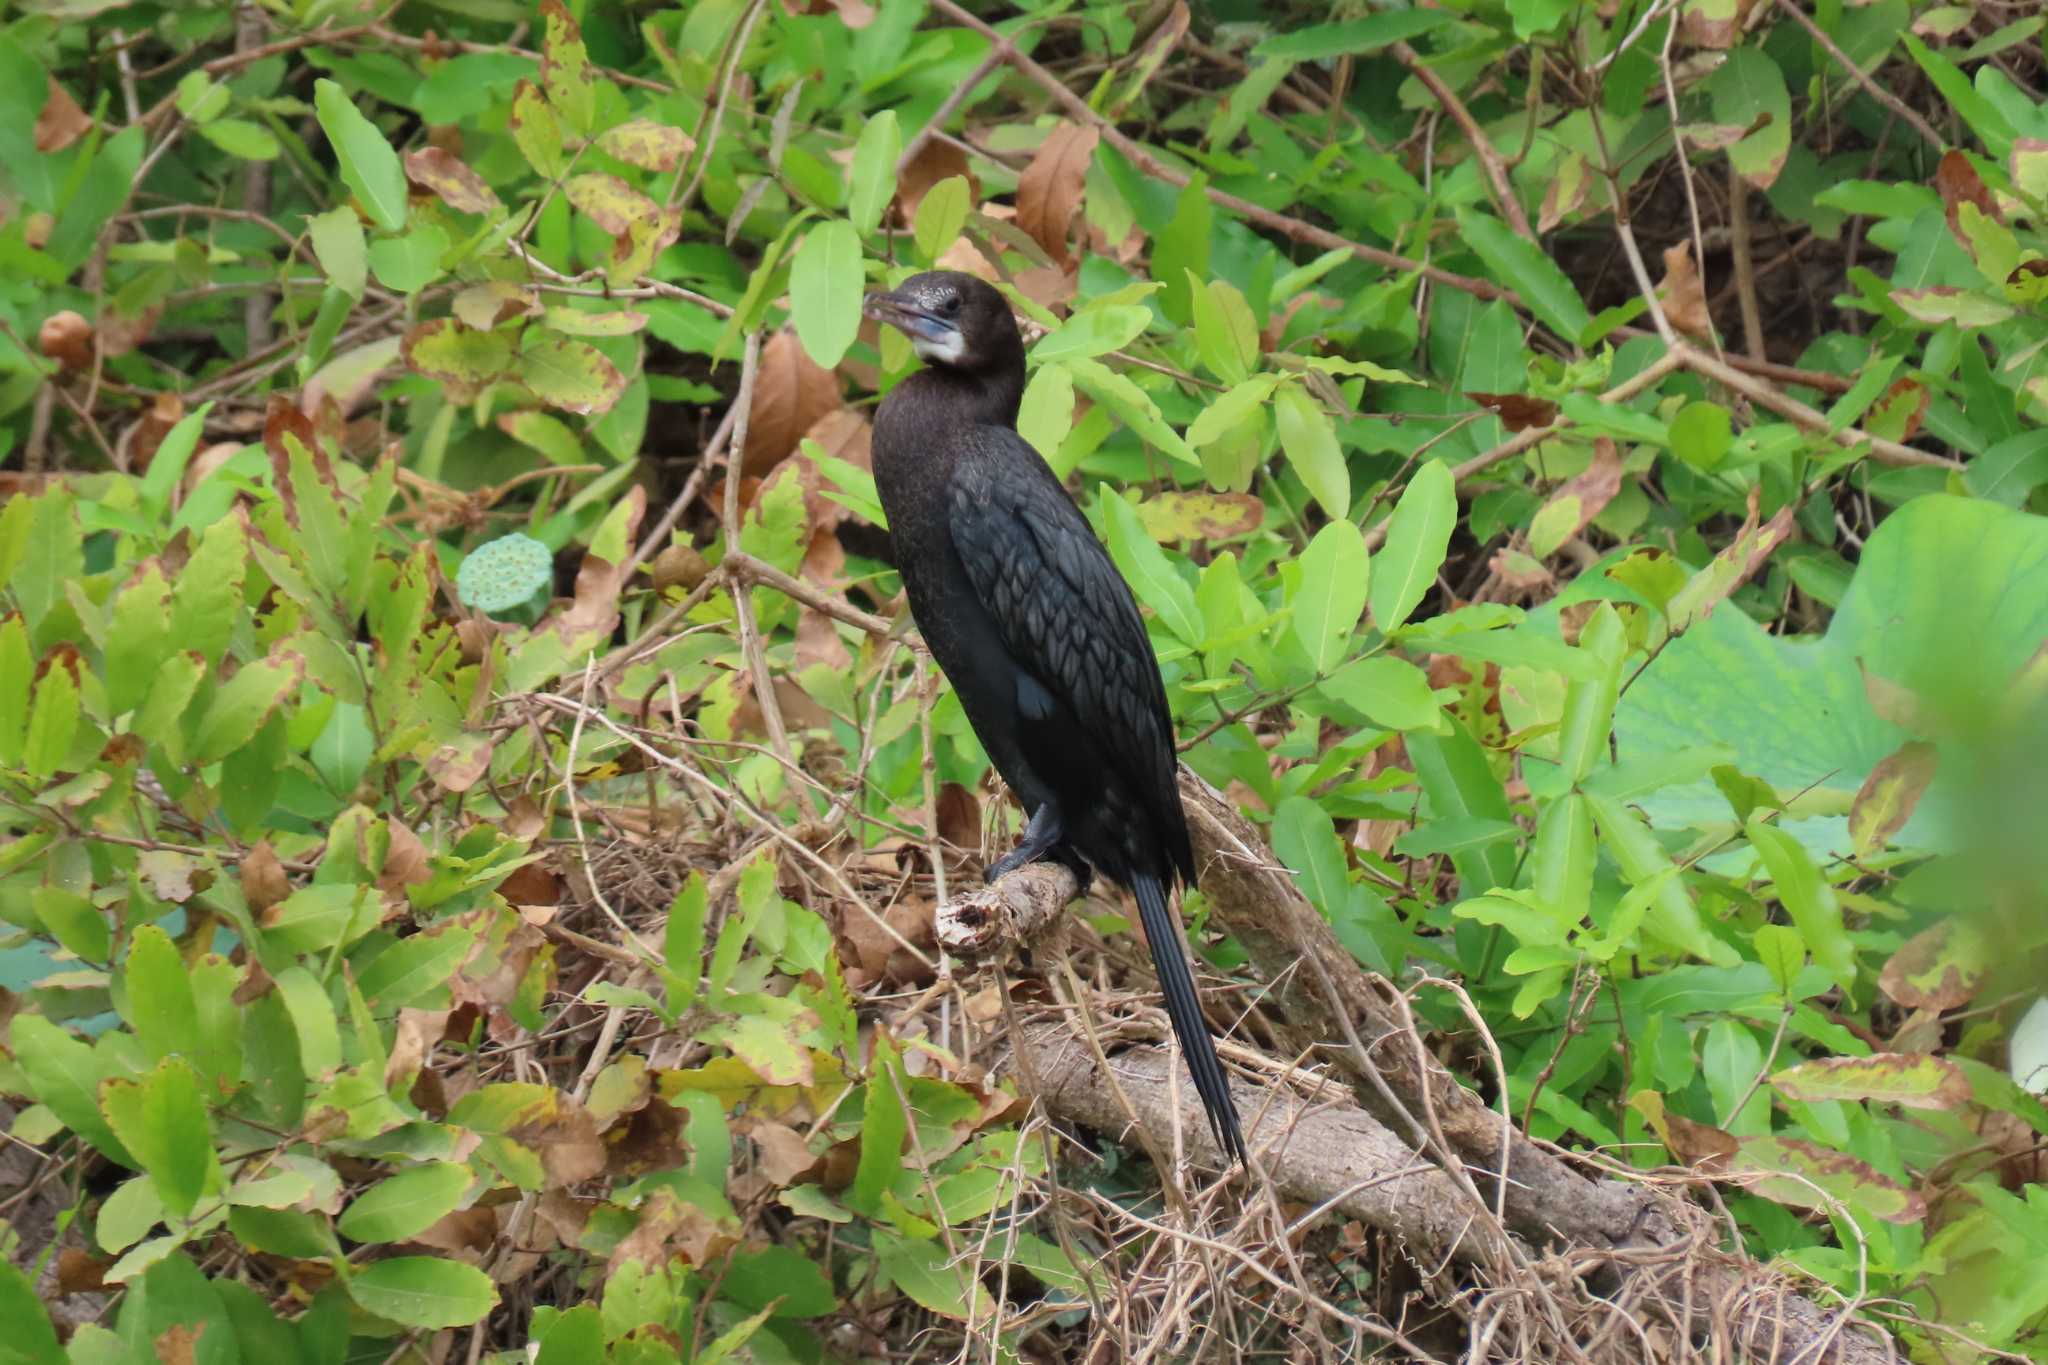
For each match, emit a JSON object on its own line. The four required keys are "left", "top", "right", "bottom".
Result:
{"left": 863, "top": 271, "right": 1247, "bottom": 1166}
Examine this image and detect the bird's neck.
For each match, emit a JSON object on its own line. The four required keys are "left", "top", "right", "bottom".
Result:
{"left": 893, "top": 361, "right": 1025, "bottom": 431}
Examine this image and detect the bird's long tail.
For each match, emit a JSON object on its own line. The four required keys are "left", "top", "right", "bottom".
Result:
{"left": 1131, "top": 869, "right": 1247, "bottom": 1165}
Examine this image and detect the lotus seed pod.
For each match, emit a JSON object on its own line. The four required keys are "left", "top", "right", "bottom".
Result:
{"left": 457, "top": 533, "right": 554, "bottom": 613}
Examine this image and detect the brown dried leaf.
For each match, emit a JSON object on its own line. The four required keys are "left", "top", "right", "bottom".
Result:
{"left": 1659, "top": 242, "right": 1713, "bottom": 340}
{"left": 35, "top": 76, "right": 90, "bottom": 153}
{"left": 749, "top": 1117, "right": 821, "bottom": 1185}
{"left": 742, "top": 330, "right": 842, "bottom": 476}
{"left": 38, "top": 309, "right": 93, "bottom": 370}
{"left": 452, "top": 282, "right": 536, "bottom": 331}
{"left": 935, "top": 782, "right": 981, "bottom": 854}
{"left": 127, "top": 391, "right": 186, "bottom": 475}
{"left": 407, "top": 1205, "right": 500, "bottom": 1255}
{"left": 138, "top": 850, "right": 200, "bottom": 904}
{"left": 1014, "top": 123, "right": 1099, "bottom": 266}
{"left": 155, "top": 1324, "right": 202, "bottom": 1365}
{"left": 1936, "top": 149, "right": 1999, "bottom": 248}
{"left": 895, "top": 138, "right": 975, "bottom": 228}
{"left": 404, "top": 147, "right": 503, "bottom": 216}
{"left": 384, "top": 1006, "right": 448, "bottom": 1092}
{"left": 1537, "top": 437, "right": 1624, "bottom": 550}
{"left": 1465, "top": 391, "right": 1558, "bottom": 433}
{"left": 425, "top": 735, "right": 494, "bottom": 793}
{"left": 56, "top": 1247, "right": 109, "bottom": 1295}
{"left": 241, "top": 840, "right": 291, "bottom": 914}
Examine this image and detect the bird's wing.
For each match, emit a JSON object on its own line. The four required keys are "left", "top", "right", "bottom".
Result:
{"left": 946, "top": 428, "right": 1189, "bottom": 878}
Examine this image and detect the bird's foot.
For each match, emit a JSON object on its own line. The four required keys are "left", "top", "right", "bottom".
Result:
{"left": 985, "top": 804, "right": 1066, "bottom": 883}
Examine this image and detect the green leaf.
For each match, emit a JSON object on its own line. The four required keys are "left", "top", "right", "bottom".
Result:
{"left": 1101, "top": 492, "right": 1202, "bottom": 645}
{"left": 875, "top": 1231, "right": 991, "bottom": 1322}
{"left": 1708, "top": 48, "right": 1792, "bottom": 189}
{"left": 0, "top": 614, "right": 28, "bottom": 765}
{"left": 1289, "top": 522, "right": 1369, "bottom": 672}
{"left": 11, "top": 1015, "right": 131, "bottom": 1167}
{"left": 789, "top": 220, "right": 863, "bottom": 368}
{"left": 1031, "top": 304, "right": 1151, "bottom": 363}
{"left": 367, "top": 222, "right": 450, "bottom": 295}
{"left": 1065, "top": 358, "right": 1199, "bottom": 465}
{"left": 1669, "top": 401, "right": 1733, "bottom": 471}
{"left": 338, "top": 1163, "right": 474, "bottom": 1244}
{"left": 663, "top": 873, "right": 708, "bottom": 1011}
{"left": 1152, "top": 174, "right": 1211, "bottom": 324}
{"left": 1555, "top": 603, "right": 1625, "bottom": 783}
{"left": 1458, "top": 210, "right": 1591, "bottom": 342}
{"left": 0, "top": 1259, "right": 62, "bottom": 1364}
{"left": 104, "top": 561, "right": 173, "bottom": 716}
{"left": 309, "top": 205, "right": 367, "bottom": 299}
{"left": 191, "top": 652, "right": 304, "bottom": 765}
{"left": 314, "top": 79, "right": 407, "bottom": 231}
{"left": 354, "top": 924, "right": 477, "bottom": 1008}
{"left": 33, "top": 887, "right": 108, "bottom": 965}
{"left": 402, "top": 319, "right": 515, "bottom": 394}
{"left": 852, "top": 1048, "right": 908, "bottom": 1213}
{"left": 1746, "top": 816, "right": 1855, "bottom": 988}
{"left": 170, "top": 487, "right": 248, "bottom": 670}
{"left": 197, "top": 118, "right": 280, "bottom": 161}
{"left": 1188, "top": 374, "right": 1282, "bottom": 448}
{"left": 1370, "top": 459, "right": 1456, "bottom": 631}
{"left": 98, "top": 1057, "right": 219, "bottom": 1218}
{"left": 125, "top": 924, "right": 199, "bottom": 1062}
{"left": 1771, "top": 1052, "right": 1970, "bottom": 1110}
{"left": 1271, "top": 796, "right": 1348, "bottom": 913}
{"left": 847, "top": 111, "right": 900, "bottom": 237}
{"left": 176, "top": 71, "right": 231, "bottom": 123}
{"left": 266, "top": 883, "right": 379, "bottom": 956}
{"left": 913, "top": 174, "right": 969, "bottom": 262}
{"left": 1254, "top": 10, "right": 1453, "bottom": 58}
{"left": 1319, "top": 655, "right": 1442, "bottom": 731}
{"left": 1273, "top": 382, "right": 1347, "bottom": 517}
{"left": 347, "top": 1257, "right": 497, "bottom": 1329}
{"left": 23, "top": 660, "right": 79, "bottom": 780}
{"left": 1189, "top": 275, "right": 1258, "bottom": 384}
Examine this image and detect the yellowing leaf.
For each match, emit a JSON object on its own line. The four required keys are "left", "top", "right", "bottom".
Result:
{"left": 520, "top": 333, "right": 626, "bottom": 415}
{"left": 401, "top": 319, "right": 514, "bottom": 401}
{"left": 597, "top": 118, "right": 694, "bottom": 172}
{"left": 403, "top": 147, "right": 501, "bottom": 216}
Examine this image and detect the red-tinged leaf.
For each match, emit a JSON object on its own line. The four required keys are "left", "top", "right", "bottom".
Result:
{"left": 1849, "top": 740, "right": 1938, "bottom": 858}
{"left": 402, "top": 319, "right": 516, "bottom": 402}
{"left": 1879, "top": 918, "right": 1991, "bottom": 1011}
{"left": 404, "top": 147, "right": 502, "bottom": 216}
{"left": 1726, "top": 1135, "right": 1926, "bottom": 1224}
{"left": 519, "top": 334, "right": 626, "bottom": 415}
{"left": 1667, "top": 489, "right": 1795, "bottom": 632}
{"left": 263, "top": 396, "right": 329, "bottom": 528}
{"left": 1936, "top": 148, "right": 2000, "bottom": 248}
{"left": 1867, "top": 377, "right": 1930, "bottom": 443}
{"left": 596, "top": 118, "right": 695, "bottom": 172}
{"left": 565, "top": 173, "right": 659, "bottom": 236}
{"left": 1771, "top": 1053, "right": 1972, "bottom": 1111}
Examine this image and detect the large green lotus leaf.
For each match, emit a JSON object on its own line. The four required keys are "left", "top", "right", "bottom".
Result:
{"left": 1615, "top": 496, "right": 2048, "bottom": 860}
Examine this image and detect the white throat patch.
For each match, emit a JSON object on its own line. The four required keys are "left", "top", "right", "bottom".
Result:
{"left": 912, "top": 332, "right": 966, "bottom": 365}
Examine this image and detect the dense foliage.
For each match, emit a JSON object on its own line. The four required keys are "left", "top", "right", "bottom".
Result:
{"left": 1, "top": 0, "right": 2046, "bottom": 1361}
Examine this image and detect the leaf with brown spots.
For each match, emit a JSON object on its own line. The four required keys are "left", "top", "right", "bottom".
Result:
{"left": 1465, "top": 391, "right": 1558, "bottom": 432}
{"left": 1849, "top": 739, "right": 1938, "bottom": 858}
{"left": 404, "top": 147, "right": 502, "bottom": 215}
{"left": 1880, "top": 918, "right": 1991, "bottom": 1011}
{"left": 1134, "top": 490, "right": 1264, "bottom": 542}
{"left": 1936, "top": 149, "right": 1999, "bottom": 249}
{"left": 1771, "top": 1052, "right": 1972, "bottom": 1111}
{"left": 35, "top": 76, "right": 90, "bottom": 153}
{"left": 597, "top": 118, "right": 695, "bottom": 172}
{"left": 1866, "top": 377, "right": 1930, "bottom": 443}
{"left": 1728, "top": 1135, "right": 1927, "bottom": 1224}
{"left": 1015, "top": 123, "right": 1099, "bottom": 266}
{"left": 1529, "top": 437, "right": 1623, "bottom": 558}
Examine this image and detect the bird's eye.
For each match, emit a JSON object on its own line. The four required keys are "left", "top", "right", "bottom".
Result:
{"left": 938, "top": 294, "right": 962, "bottom": 317}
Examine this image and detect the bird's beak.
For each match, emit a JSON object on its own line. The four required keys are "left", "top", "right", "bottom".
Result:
{"left": 863, "top": 289, "right": 958, "bottom": 346}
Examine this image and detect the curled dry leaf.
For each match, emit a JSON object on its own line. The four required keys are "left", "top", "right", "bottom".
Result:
{"left": 1465, "top": 390, "right": 1558, "bottom": 433}
{"left": 1848, "top": 739, "right": 1938, "bottom": 859}
{"left": 403, "top": 147, "right": 502, "bottom": 216}
{"left": 240, "top": 841, "right": 291, "bottom": 913}
{"left": 742, "top": 329, "right": 842, "bottom": 476}
{"left": 127, "top": 391, "right": 186, "bottom": 474}
{"left": 35, "top": 75, "right": 90, "bottom": 153}
{"left": 1015, "top": 123, "right": 1100, "bottom": 266}
{"left": 1659, "top": 242, "right": 1714, "bottom": 340}
{"left": 38, "top": 309, "right": 93, "bottom": 370}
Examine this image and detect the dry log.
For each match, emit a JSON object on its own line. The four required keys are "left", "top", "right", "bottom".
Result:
{"left": 938, "top": 772, "right": 1904, "bottom": 1364}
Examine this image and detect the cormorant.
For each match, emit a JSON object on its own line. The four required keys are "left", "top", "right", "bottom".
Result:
{"left": 863, "top": 271, "right": 1247, "bottom": 1166}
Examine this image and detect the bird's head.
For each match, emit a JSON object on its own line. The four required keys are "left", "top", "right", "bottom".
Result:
{"left": 862, "top": 271, "right": 1021, "bottom": 374}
